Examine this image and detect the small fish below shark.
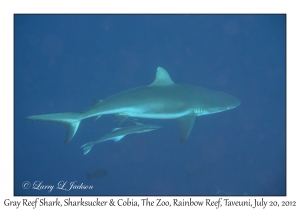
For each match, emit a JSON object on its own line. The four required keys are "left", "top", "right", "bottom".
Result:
{"left": 27, "top": 67, "right": 240, "bottom": 143}
{"left": 81, "top": 122, "right": 161, "bottom": 155}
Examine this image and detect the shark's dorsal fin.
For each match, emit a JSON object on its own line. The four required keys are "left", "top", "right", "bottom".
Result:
{"left": 149, "top": 67, "right": 175, "bottom": 86}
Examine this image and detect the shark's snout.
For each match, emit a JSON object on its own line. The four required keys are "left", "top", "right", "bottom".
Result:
{"left": 222, "top": 93, "right": 240, "bottom": 110}
{"left": 232, "top": 96, "right": 241, "bottom": 108}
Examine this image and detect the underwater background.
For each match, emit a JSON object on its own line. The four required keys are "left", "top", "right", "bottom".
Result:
{"left": 14, "top": 14, "right": 286, "bottom": 196}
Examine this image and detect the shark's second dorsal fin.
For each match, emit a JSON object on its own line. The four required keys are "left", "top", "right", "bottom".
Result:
{"left": 149, "top": 67, "right": 174, "bottom": 86}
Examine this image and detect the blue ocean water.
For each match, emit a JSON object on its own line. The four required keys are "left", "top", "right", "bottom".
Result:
{"left": 14, "top": 14, "right": 286, "bottom": 196}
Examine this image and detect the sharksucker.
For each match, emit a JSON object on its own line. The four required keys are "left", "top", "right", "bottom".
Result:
{"left": 81, "top": 122, "right": 161, "bottom": 155}
{"left": 27, "top": 67, "right": 240, "bottom": 143}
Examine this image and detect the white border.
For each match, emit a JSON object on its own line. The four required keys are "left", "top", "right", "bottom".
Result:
{"left": 1, "top": 0, "right": 299, "bottom": 209}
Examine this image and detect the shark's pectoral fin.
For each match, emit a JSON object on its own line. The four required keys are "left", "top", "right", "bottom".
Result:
{"left": 177, "top": 115, "right": 196, "bottom": 143}
{"left": 115, "top": 114, "right": 129, "bottom": 124}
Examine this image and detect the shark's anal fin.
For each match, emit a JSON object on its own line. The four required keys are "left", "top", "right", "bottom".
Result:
{"left": 177, "top": 115, "right": 196, "bottom": 143}
{"left": 115, "top": 114, "right": 128, "bottom": 124}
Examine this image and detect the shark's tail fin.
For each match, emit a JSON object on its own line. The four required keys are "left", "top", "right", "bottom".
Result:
{"left": 27, "top": 112, "right": 83, "bottom": 144}
{"left": 81, "top": 142, "right": 94, "bottom": 155}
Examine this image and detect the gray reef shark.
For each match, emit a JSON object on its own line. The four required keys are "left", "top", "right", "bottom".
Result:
{"left": 81, "top": 122, "right": 161, "bottom": 155}
{"left": 27, "top": 67, "right": 240, "bottom": 143}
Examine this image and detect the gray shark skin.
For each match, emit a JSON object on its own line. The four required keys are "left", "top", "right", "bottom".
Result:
{"left": 27, "top": 67, "right": 240, "bottom": 143}
{"left": 81, "top": 122, "right": 161, "bottom": 155}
